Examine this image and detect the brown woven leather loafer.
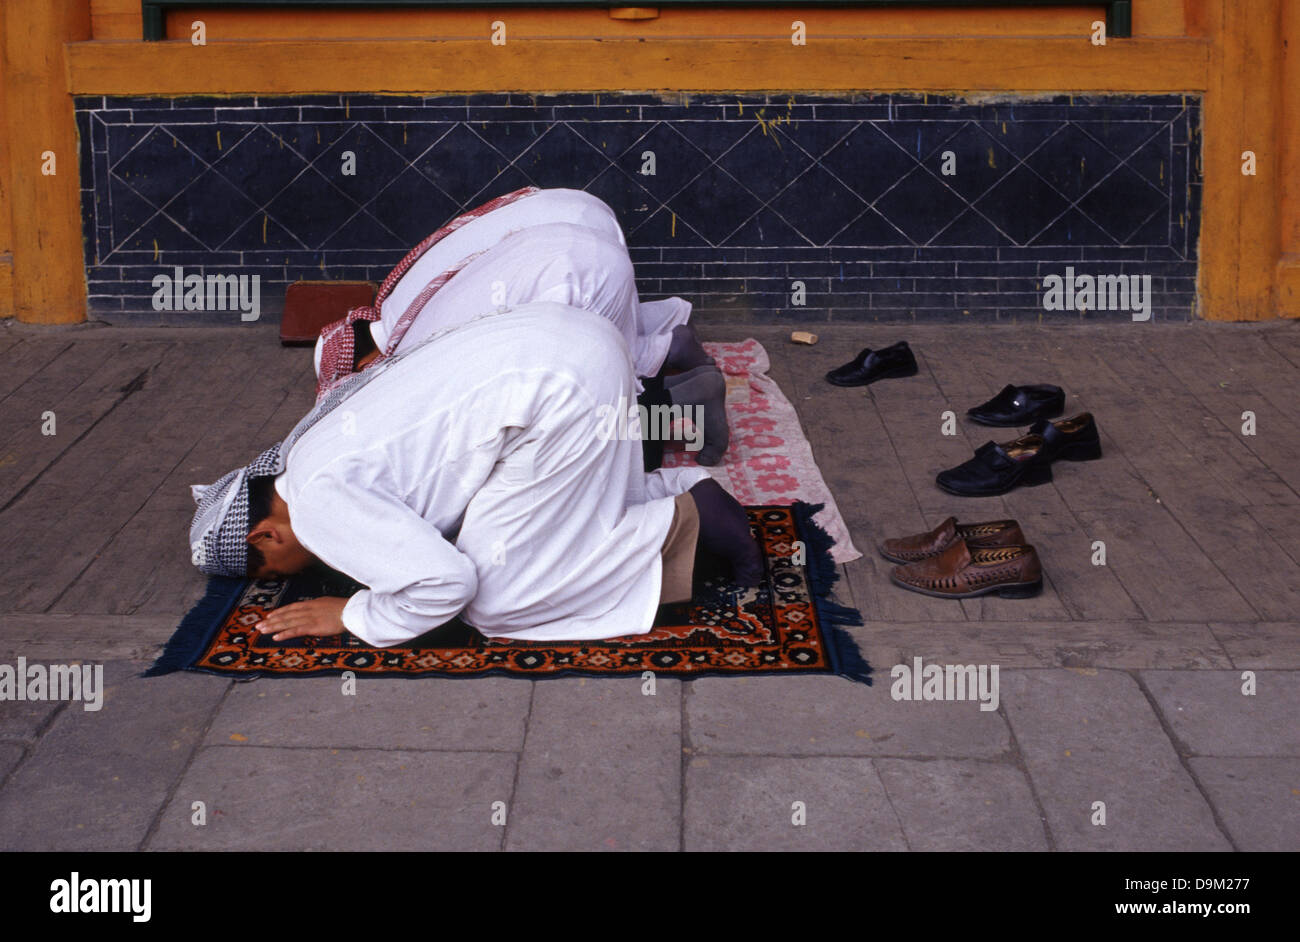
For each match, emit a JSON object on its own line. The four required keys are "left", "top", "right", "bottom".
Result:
{"left": 891, "top": 539, "right": 1043, "bottom": 599}
{"left": 879, "top": 516, "right": 1026, "bottom": 564}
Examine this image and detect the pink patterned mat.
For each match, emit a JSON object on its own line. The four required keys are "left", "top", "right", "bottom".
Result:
{"left": 662, "top": 339, "right": 863, "bottom": 563}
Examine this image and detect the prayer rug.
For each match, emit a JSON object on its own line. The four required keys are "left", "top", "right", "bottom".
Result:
{"left": 148, "top": 502, "right": 870, "bottom": 685}
{"left": 661, "top": 340, "right": 863, "bottom": 563}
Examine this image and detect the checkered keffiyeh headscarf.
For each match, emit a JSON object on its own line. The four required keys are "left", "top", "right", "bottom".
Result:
{"left": 188, "top": 443, "right": 284, "bottom": 577}
{"left": 190, "top": 303, "right": 527, "bottom": 577}
{"left": 315, "top": 186, "right": 540, "bottom": 401}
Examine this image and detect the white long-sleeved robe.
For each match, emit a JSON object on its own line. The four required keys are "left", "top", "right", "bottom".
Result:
{"left": 380, "top": 222, "right": 684, "bottom": 387}
{"left": 281, "top": 301, "right": 710, "bottom": 646}
{"left": 317, "top": 188, "right": 690, "bottom": 382}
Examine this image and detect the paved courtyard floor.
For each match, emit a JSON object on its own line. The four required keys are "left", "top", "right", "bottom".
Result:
{"left": 0, "top": 318, "right": 1296, "bottom": 851}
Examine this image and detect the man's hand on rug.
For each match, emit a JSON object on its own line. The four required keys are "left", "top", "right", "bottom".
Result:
{"left": 256, "top": 596, "right": 349, "bottom": 641}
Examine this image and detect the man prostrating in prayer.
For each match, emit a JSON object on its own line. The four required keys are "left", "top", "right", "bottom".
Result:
{"left": 188, "top": 302, "right": 761, "bottom": 646}
{"left": 314, "top": 186, "right": 728, "bottom": 465}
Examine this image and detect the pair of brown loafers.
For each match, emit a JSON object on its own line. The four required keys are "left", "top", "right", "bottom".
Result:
{"left": 879, "top": 517, "right": 1043, "bottom": 599}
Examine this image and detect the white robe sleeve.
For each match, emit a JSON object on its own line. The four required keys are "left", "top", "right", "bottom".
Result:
{"left": 290, "top": 477, "right": 479, "bottom": 647}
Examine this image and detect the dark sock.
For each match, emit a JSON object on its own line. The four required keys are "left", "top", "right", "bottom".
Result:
{"left": 666, "top": 365, "right": 729, "bottom": 465}
{"left": 666, "top": 324, "right": 713, "bottom": 371}
{"left": 689, "top": 478, "right": 763, "bottom": 586}
{"left": 637, "top": 377, "right": 667, "bottom": 472}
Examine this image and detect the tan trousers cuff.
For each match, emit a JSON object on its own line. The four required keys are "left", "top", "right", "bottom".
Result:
{"left": 658, "top": 491, "right": 699, "bottom": 605}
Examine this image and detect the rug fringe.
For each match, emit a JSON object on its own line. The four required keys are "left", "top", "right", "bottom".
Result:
{"left": 792, "top": 501, "right": 872, "bottom": 685}
{"left": 143, "top": 577, "right": 247, "bottom": 677}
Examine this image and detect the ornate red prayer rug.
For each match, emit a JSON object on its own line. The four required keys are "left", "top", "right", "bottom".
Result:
{"left": 148, "top": 502, "right": 870, "bottom": 684}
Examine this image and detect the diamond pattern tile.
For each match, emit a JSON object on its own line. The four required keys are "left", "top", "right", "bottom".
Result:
{"left": 317, "top": 124, "right": 412, "bottom": 205}
{"left": 413, "top": 124, "right": 513, "bottom": 205}
{"left": 617, "top": 124, "right": 711, "bottom": 201}
{"left": 933, "top": 208, "right": 1014, "bottom": 246}
{"left": 514, "top": 123, "right": 611, "bottom": 189}
{"left": 261, "top": 167, "right": 355, "bottom": 250}
{"left": 665, "top": 164, "right": 762, "bottom": 245}
{"left": 717, "top": 126, "right": 814, "bottom": 202}
{"left": 771, "top": 120, "right": 859, "bottom": 163}
{"left": 160, "top": 169, "right": 260, "bottom": 249}
{"left": 769, "top": 166, "right": 866, "bottom": 245}
{"left": 1025, "top": 124, "right": 1121, "bottom": 201}
{"left": 368, "top": 166, "right": 461, "bottom": 247}
{"left": 929, "top": 123, "right": 1015, "bottom": 201}
{"left": 975, "top": 166, "right": 1072, "bottom": 244}
{"left": 111, "top": 128, "right": 199, "bottom": 208}
{"left": 874, "top": 168, "right": 970, "bottom": 245}
{"left": 878, "top": 120, "right": 964, "bottom": 163}
{"left": 821, "top": 123, "right": 919, "bottom": 204}
{"left": 76, "top": 93, "right": 1203, "bottom": 321}
{"left": 212, "top": 126, "right": 310, "bottom": 208}
{"left": 1078, "top": 165, "right": 1170, "bottom": 242}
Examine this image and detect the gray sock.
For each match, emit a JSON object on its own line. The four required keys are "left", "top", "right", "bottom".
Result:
{"left": 666, "top": 324, "right": 713, "bottom": 371}
{"left": 666, "top": 365, "right": 729, "bottom": 465}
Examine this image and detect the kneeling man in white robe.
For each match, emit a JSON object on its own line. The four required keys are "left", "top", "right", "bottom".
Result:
{"left": 189, "top": 302, "right": 761, "bottom": 646}
{"left": 315, "top": 188, "right": 725, "bottom": 462}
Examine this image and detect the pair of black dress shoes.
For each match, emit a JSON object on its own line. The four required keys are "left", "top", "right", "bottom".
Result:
{"left": 825, "top": 341, "right": 918, "bottom": 386}
{"left": 937, "top": 401, "right": 1103, "bottom": 497}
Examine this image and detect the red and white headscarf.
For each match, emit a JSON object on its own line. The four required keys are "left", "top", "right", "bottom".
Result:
{"left": 314, "top": 186, "right": 540, "bottom": 400}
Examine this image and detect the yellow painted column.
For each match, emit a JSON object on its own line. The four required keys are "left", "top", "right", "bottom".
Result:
{"left": 0, "top": 0, "right": 14, "bottom": 319}
{"left": 1198, "top": 0, "right": 1283, "bottom": 320}
{"left": 2, "top": 0, "right": 91, "bottom": 324}
{"left": 1277, "top": 0, "right": 1300, "bottom": 316}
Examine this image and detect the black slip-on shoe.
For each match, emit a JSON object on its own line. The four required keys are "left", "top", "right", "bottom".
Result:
{"left": 936, "top": 439, "right": 1053, "bottom": 497}
{"left": 1023, "top": 412, "right": 1103, "bottom": 462}
{"left": 967, "top": 383, "right": 1065, "bottom": 427}
{"left": 825, "top": 341, "right": 918, "bottom": 387}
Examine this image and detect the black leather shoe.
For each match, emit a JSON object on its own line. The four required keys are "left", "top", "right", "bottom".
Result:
{"left": 825, "top": 341, "right": 918, "bottom": 387}
{"left": 967, "top": 383, "right": 1065, "bottom": 427}
{"left": 936, "top": 439, "right": 1053, "bottom": 497}
{"left": 1020, "top": 412, "right": 1102, "bottom": 462}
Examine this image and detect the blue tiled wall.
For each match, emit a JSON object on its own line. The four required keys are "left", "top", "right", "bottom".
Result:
{"left": 75, "top": 92, "right": 1202, "bottom": 323}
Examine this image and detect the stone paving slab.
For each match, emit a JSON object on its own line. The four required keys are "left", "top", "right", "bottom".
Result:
{"left": 1140, "top": 670, "right": 1300, "bottom": 756}
{"left": 148, "top": 746, "right": 514, "bottom": 851}
{"left": 873, "top": 758, "right": 1050, "bottom": 851}
{"left": 684, "top": 755, "right": 907, "bottom": 851}
{"left": 1001, "top": 669, "right": 1232, "bottom": 851}
{"left": 206, "top": 675, "right": 533, "bottom": 752}
{"left": 0, "top": 613, "right": 176, "bottom": 662}
{"left": 1209, "top": 621, "right": 1300, "bottom": 670}
{"left": 506, "top": 677, "right": 681, "bottom": 851}
{"left": 854, "top": 621, "right": 1232, "bottom": 672}
{"left": 0, "top": 744, "right": 24, "bottom": 781}
{"left": 0, "top": 661, "right": 230, "bottom": 851}
{"left": 0, "top": 696, "right": 64, "bottom": 744}
{"left": 687, "top": 675, "right": 1011, "bottom": 757}
{"left": 1186, "top": 757, "right": 1300, "bottom": 852}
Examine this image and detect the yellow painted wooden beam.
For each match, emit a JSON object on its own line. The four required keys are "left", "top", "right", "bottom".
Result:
{"left": 1279, "top": 0, "right": 1300, "bottom": 277}
{"left": 0, "top": 1, "right": 15, "bottom": 318}
{"left": 1278, "top": 257, "right": 1300, "bottom": 319}
{"left": 5, "top": 1, "right": 91, "bottom": 325}
{"left": 65, "top": 37, "right": 1210, "bottom": 95}
{"left": 0, "top": 256, "right": 13, "bottom": 320}
{"left": 1198, "top": 0, "right": 1282, "bottom": 321}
